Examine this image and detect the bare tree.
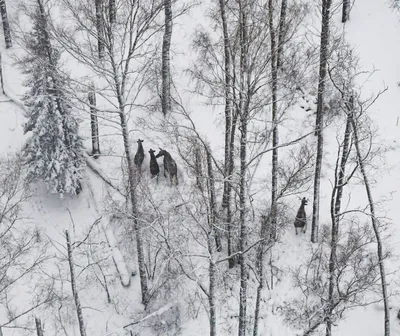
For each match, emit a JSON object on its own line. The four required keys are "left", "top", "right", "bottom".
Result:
{"left": 88, "top": 82, "right": 101, "bottom": 158}
{"left": 65, "top": 229, "right": 87, "bottom": 336}
{"left": 35, "top": 317, "right": 44, "bottom": 336}
{"left": 0, "top": 154, "right": 52, "bottom": 332}
{"left": 95, "top": 0, "right": 105, "bottom": 58}
{"left": 311, "top": 0, "right": 333, "bottom": 243}
{"left": 268, "top": 0, "right": 279, "bottom": 240}
{"left": 349, "top": 99, "right": 390, "bottom": 336}
{"left": 50, "top": 0, "right": 182, "bottom": 303}
{"left": 161, "top": 0, "right": 173, "bottom": 116}
{"left": 342, "top": 0, "right": 350, "bottom": 23}
{"left": 0, "top": 0, "right": 11, "bottom": 48}
{"left": 109, "top": 0, "right": 116, "bottom": 25}
{"left": 326, "top": 108, "right": 352, "bottom": 336}
{"left": 276, "top": 0, "right": 287, "bottom": 68}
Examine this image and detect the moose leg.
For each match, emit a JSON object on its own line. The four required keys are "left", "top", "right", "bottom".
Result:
{"left": 295, "top": 227, "right": 298, "bottom": 235}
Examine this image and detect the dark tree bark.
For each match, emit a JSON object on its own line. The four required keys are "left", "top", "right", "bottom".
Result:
{"left": 0, "top": 53, "right": 4, "bottom": 94}
{"left": 326, "top": 111, "right": 351, "bottom": 335}
{"left": 161, "top": 0, "right": 172, "bottom": 116}
{"left": 341, "top": 0, "right": 350, "bottom": 23}
{"left": 0, "top": 0, "right": 11, "bottom": 49}
{"left": 95, "top": 0, "right": 105, "bottom": 59}
{"left": 35, "top": 317, "right": 44, "bottom": 336}
{"left": 276, "top": 0, "right": 287, "bottom": 68}
{"left": 66, "top": 230, "right": 87, "bottom": 336}
{"left": 268, "top": 0, "right": 279, "bottom": 241}
{"left": 109, "top": 0, "right": 116, "bottom": 25}
{"left": 88, "top": 83, "right": 101, "bottom": 158}
{"left": 311, "top": 0, "right": 332, "bottom": 243}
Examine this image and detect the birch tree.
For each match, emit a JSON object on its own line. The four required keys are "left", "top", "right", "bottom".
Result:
{"left": 217, "top": 0, "right": 236, "bottom": 268}
{"left": 342, "top": 0, "right": 350, "bottom": 23}
{"left": 268, "top": 0, "right": 279, "bottom": 240}
{"left": 0, "top": 0, "right": 11, "bottom": 49}
{"left": 52, "top": 0, "right": 189, "bottom": 304}
{"left": 65, "top": 230, "right": 87, "bottom": 336}
{"left": 311, "top": 0, "right": 333, "bottom": 243}
{"left": 237, "top": 1, "right": 249, "bottom": 334}
{"left": 88, "top": 83, "right": 101, "bottom": 158}
{"left": 161, "top": 0, "right": 173, "bottom": 116}
{"left": 95, "top": 0, "right": 105, "bottom": 58}
{"left": 349, "top": 97, "right": 390, "bottom": 336}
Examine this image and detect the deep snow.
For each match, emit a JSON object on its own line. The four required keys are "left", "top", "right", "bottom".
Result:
{"left": 0, "top": 0, "right": 399, "bottom": 335}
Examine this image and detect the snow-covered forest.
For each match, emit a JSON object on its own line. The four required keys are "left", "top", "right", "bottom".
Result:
{"left": 0, "top": 0, "right": 399, "bottom": 335}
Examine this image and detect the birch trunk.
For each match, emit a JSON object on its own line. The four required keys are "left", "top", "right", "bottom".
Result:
{"left": 208, "top": 236, "right": 217, "bottom": 336}
{"left": 268, "top": 0, "right": 279, "bottom": 241}
{"left": 311, "top": 0, "right": 332, "bottom": 243}
{"left": 219, "top": 0, "right": 232, "bottom": 210}
{"left": 326, "top": 112, "right": 351, "bottom": 335}
{"left": 35, "top": 317, "right": 44, "bottom": 336}
{"left": 119, "top": 107, "right": 149, "bottom": 304}
{"left": 253, "top": 215, "right": 270, "bottom": 336}
{"left": 276, "top": 0, "right": 287, "bottom": 68}
{"left": 238, "top": 1, "right": 249, "bottom": 334}
{"left": 0, "top": 53, "right": 4, "bottom": 94}
{"left": 350, "top": 108, "right": 390, "bottom": 336}
{"left": 88, "top": 83, "right": 101, "bottom": 158}
{"left": 217, "top": 0, "right": 239, "bottom": 267}
{"left": 95, "top": 0, "right": 105, "bottom": 59}
{"left": 206, "top": 146, "right": 222, "bottom": 252}
{"left": 66, "top": 230, "right": 87, "bottom": 336}
{"left": 341, "top": 0, "right": 350, "bottom": 23}
{"left": 161, "top": 0, "right": 172, "bottom": 116}
{"left": 0, "top": 0, "right": 11, "bottom": 49}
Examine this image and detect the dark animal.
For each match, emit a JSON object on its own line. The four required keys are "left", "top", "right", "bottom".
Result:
{"left": 148, "top": 149, "right": 160, "bottom": 178}
{"left": 294, "top": 197, "right": 308, "bottom": 235}
{"left": 155, "top": 148, "right": 178, "bottom": 185}
{"left": 134, "top": 139, "right": 145, "bottom": 169}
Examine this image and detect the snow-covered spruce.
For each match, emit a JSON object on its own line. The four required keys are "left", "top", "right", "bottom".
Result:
{"left": 20, "top": 4, "right": 85, "bottom": 196}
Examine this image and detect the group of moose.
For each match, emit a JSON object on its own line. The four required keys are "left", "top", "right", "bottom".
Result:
{"left": 134, "top": 139, "right": 308, "bottom": 234}
{"left": 133, "top": 139, "right": 178, "bottom": 185}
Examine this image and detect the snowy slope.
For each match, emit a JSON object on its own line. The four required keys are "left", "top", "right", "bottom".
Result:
{"left": 0, "top": 0, "right": 399, "bottom": 335}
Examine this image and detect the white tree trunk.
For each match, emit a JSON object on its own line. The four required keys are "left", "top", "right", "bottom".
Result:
{"left": 88, "top": 83, "right": 100, "bottom": 158}
{"left": 95, "top": 0, "right": 105, "bottom": 59}
{"left": 350, "top": 109, "right": 390, "bottom": 336}
{"left": 161, "top": 0, "right": 172, "bottom": 116}
{"left": 326, "top": 112, "right": 351, "bottom": 335}
{"left": 311, "top": 0, "right": 332, "bottom": 243}
{"left": 238, "top": 1, "right": 249, "bottom": 334}
{"left": 268, "top": 0, "right": 279, "bottom": 241}
{"left": 66, "top": 230, "right": 87, "bottom": 336}
{"left": 276, "top": 0, "right": 287, "bottom": 68}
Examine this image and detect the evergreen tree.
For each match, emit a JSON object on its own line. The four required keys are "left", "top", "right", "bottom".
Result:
{"left": 21, "top": 7, "right": 84, "bottom": 196}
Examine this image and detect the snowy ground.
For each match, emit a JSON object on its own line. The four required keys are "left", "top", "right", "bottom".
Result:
{"left": 0, "top": 0, "right": 400, "bottom": 335}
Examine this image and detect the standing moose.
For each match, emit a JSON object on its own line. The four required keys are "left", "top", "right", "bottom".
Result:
{"left": 134, "top": 139, "right": 145, "bottom": 171}
{"left": 294, "top": 197, "right": 308, "bottom": 235}
{"left": 148, "top": 149, "right": 160, "bottom": 179}
{"left": 156, "top": 148, "right": 178, "bottom": 185}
